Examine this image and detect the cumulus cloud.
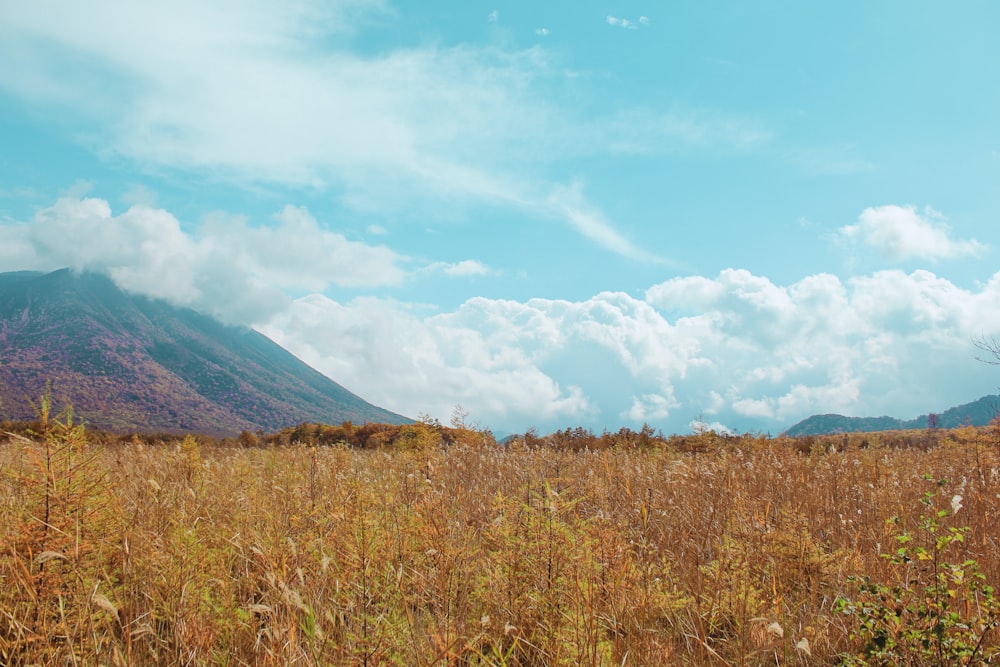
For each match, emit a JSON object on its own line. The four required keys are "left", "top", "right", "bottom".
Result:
{"left": 262, "top": 291, "right": 691, "bottom": 429}
{"left": 645, "top": 268, "right": 1000, "bottom": 425}
{"left": 5, "top": 198, "right": 998, "bottom": 436}
{"left": 31, "top": 197, "right": 203, "bottom": 304}
{"left": 7, "top": 196, "right": 999, "bottom": 433}
{"left": 625, "top": 393, "right": 678, "bottom": 422}
{"left": 3, "top": 196, "right": 407, "bottom": 323}
{"left": 259, "top": 294, "right": 596, "bottom": 428}
{"left": 257, "top": 267, "right": 1000, "bottom": 435}
{"left": 838, "top": 205, "right": 987, "bottom": 261}
{"left": 205, "top": 205, "right": 407, "bottom": 290}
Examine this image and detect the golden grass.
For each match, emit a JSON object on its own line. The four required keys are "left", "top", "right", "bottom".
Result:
{"left": 2, "top": 421, "right": 999, "bottom": 665}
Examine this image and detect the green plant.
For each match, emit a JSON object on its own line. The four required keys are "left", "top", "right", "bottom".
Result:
{"left": 835, "top": 476, "right": 1000, "bottom": 665}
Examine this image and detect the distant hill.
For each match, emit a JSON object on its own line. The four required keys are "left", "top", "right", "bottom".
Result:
{"left": 784, "top": 394, "right": 1000, "bottom": 436}
{"left": 0, "top": 269, "right": 410, "bottom": 435}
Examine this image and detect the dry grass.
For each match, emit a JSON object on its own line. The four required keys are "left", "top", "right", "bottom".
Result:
{"left": 2, "top": 419, "right": 999, "bottom": 665}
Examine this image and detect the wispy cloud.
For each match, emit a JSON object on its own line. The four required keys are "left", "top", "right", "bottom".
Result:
{"left": 787, "top": 144, "right": 876, "bottom": 175}
{"left": 606, "top": 16, "right": 635, "bottom": 29}
{"left": 487, "top": 9, "right": 499, "bottom": 23}
{"left": 607, "top": 108, "right": 772, "bottom": 155}
{"left": 4, "top": 3, "right": 555, "bottom": 184}
{"left": 425, "top": 259, "right": 495, "bottom": 277}
{"left": 0, "top": 0, "right": 664, "bottom": 258}
{"left": 607, "top": 15, "right": 648, "bottom": 30}
{"left": 119, "top": 184, "right": 159, "bottom": 207}
{"left": 0, "top": 1, "right": 805, "bottom": 267}
{"left": 837, "top": 205, "right": 987, "bottom": 261}
{"left": 535, "top": 28, "right": 550, "bottom": 36}
{"left": 545, "top": 182, "right": 663, "bottom": 262}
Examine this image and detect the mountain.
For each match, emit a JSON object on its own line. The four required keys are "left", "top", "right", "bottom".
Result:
{"left": 0, "top": 269, "right": 410, "bottom": 435}
{"left": 783, "top": 394, "right": 1000, "bottom": 436}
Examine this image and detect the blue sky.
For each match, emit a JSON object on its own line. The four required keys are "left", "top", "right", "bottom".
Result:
{"left": 2, "top": 1, "right": 999, "bottom": 435}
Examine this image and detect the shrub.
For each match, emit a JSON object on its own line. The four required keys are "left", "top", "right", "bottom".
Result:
{"left": 835, "top": 476, "right": 1000, "bottom": 665}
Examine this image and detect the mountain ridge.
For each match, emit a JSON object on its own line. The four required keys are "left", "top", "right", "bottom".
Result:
{"left": 0, "top": 269, "right": 410, "bottom": 435}
{"left": 783, "top": 394, "right": 1000, "bottom": 436}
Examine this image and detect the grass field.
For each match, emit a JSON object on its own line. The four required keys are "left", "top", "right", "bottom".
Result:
{"left": 2, "top": 416, "right": 999, "bottom": 665}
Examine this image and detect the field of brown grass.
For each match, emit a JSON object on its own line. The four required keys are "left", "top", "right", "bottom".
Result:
{"left": 2, "top": 416, "right": 999, "bottom": 665}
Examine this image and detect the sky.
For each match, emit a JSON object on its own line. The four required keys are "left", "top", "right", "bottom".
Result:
{"left": 1, "top": 1, "right": 999, "bottom": 436}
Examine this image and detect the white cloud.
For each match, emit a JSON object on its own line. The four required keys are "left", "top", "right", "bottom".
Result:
{"left": 3, "top": 196, "right": 407, "bottom": 323}
{"left": 535, "top": 28, "right": 550, "bottom": 36}
{"left": 7, "top": 193, "right": 999, "bottom": 434}
{"left": 545, "top": 182, "right": 662, "bottom": 262}
{"left": 607, "top": 108, "right": 773, "bottom": 155}
{"left": 0, "top": 0, "right": 654, "bottom": 258}
{"left": 0, "top": 223, "right": 46, "bottom": 269}
{"left": 0, "top": 1, "right": 772, "bottom": 265}
{"left": 205, "top": 205, "right": 407, "bottom": 291}
{"left": 788, "top": 144, "right": 875, "bottom": 175}
{"left": 30, "top": 197, "right": 203, "bottom": 304}
{"left": 259, "top": 294, "right": 595, "bottom": 428}
{"left": 691, "top": 419, "right": 733, "bottom": 435}
{"left": 256, "top": 267, "right": 1000, "bottom": 434}
{"left": 838, "top": 205, "right": 987, "bottom": 261}
{"left": 645, "top": 274, "right": 725, "bottom": 311}
{"left": 424, "top": 259, "right": 494, "bottom": 277}
{"left": 625, "top": 393, "right": 678, "bottom": 422}
{"left": 606, "top": 16, "right": 636, "bottom": 29}
{"left": 607, "top": 15, "right": 649, "bottom": 30}
{"left": 488, "top": 9, "right": 499, "bottom": 23}
{"left": 120, "top": 184, "right": 159, "bottom": 207}
{"left": 644, "top": 268, "right": 1000, "bottom": 427}
{"left": 732, "top": 397, "right": 774, "bottom": 419}
{"left": 442, "top": 260, "right": 492, "bottom": 277}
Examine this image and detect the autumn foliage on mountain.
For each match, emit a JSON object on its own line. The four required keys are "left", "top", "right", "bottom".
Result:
{"left": 0, "top": 270, "right": 409, "bottom": 434}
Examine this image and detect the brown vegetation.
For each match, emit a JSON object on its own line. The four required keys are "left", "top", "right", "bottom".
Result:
{"left": 2, "top": 412, "right": 1000, "bottom": 665}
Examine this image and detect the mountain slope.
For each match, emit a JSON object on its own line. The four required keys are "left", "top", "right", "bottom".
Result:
{"left": 0, "top": 269, "right": 410, "bottom": 434}
{"left": 784, "top": 394, "right": 1000, "bottom": 436}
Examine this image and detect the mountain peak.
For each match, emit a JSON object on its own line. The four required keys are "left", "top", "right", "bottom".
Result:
{"left": 0, "top": 269, "right": 410, "bottom": 435}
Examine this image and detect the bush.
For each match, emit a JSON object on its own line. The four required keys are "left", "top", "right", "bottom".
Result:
{"left": 835, "top": 476, "right": 1000, "bottom": 665}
